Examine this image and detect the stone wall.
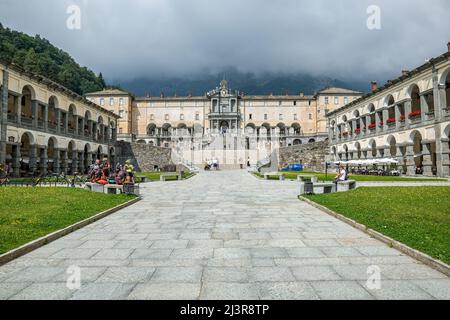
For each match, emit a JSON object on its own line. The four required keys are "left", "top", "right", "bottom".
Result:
{"left": 115, "top": 141, "right": 173, "bottom": 172}
{"left": 278, "top": 141, "right": 329, "bottom": 171}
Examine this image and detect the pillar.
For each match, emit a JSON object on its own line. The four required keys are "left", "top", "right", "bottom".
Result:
{"left": 382, "top": 108, "right": 389, "bottom": 131}
{"left": 420, "top": 94, "right": 429, "bottom": 122}
{"left": 80, "top": 117, "right": 85, "bottom": 136}
{"left": 404, "top": 99, "right": 412, "bottom": 127}
{"left": 437, "top": 138, "right": 449, "bottom": 177}
{"left": 43, "top": 104, "right": 49, "bottom": 131}
{"left": 40, "top": 147, "right": 48, "bottom": 176}
{"left": 405, "top": 144, "right": 415, "bottom": 175}
{"left": 56, "top": 108, "right": 61, "bottom": 134}
{"left": 86, "top": 152, "right": 93, "bottom": 171}
{"left": 0, "top": 68, "right": 9, "bottom": 164}
{"left": 31, "top": 100, "right": 39, "bottom": 128}
{"left": 54, "top": 148, "right": 60, "bottom": 175}
{"left": 64, "top": 112, "right": 69, "bottom": 134}
{"left": 78, "top": 152, "right": 85, "bottom": 174}
{"left": 72, "top": 150, "right": 78, "bottom": 175}
{"left": 29, "top": 144, "right": 37, "bottom": 175}
{"left": 12, "top": 144, "right": 20, "bottom": 177}
{"left": 421, "top": 142, "right": 433, "bottom": 176}
{"left": 395, "top": 104, "right": 401, "bottom": 130}
{"left": 16, "top": 95, "right": 22, "bottom": 125}
{"left": 60, "top": 150, "right": 68, "bottom": 175}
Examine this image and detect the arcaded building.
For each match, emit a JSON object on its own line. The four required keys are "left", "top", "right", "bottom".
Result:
{"left": 0, "top": 62, "right": 119, "bottom": 177}
{"left": 327, "top": 45, "right": 450, "bottom": 177}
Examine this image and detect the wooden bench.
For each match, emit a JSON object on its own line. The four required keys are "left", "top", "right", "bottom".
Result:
{"left": 336, "top": 180, "right": 357, "bottom": 192}
{"left": 297, "top": 175, "right": 318, "bottom": 183}
{"left": 264, "top": 172, "right": 285, "bottom": 180}
{"left": 160, "top": 173, "right": 182, "bottom": 181}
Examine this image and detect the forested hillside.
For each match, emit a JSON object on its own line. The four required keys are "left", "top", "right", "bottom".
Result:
{"left": 0, "top": 23, "right": 105, "bottom": 95}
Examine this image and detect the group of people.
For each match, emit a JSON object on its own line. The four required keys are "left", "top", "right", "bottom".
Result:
{"left": 88, "top": 158, "right": 135, "bottom": 185}
{"left": 204, "top": 158, "right": 220, "bottom": 171}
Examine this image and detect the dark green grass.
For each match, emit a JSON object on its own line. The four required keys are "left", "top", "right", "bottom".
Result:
{"left": 304, "top": 187, "right": 450, "bottom": 264}
{"left": 252, "top": 171, "right": 447, "bottom": 182}
{"left": 0, "top": 187, "right": 134, "bottom": 254}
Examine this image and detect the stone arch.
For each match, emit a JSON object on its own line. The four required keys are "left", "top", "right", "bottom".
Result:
{"left": 386, "top": 135, "right": 397, "bottom": 157}
{"left": 136, "top": 139, "right": 146, "bottom": 144}
{"left": 47, "top": 136, "right": 58, "bottom": 174}
{"left": 354, "top": 142, "right": 362, "bottom": 159}
{"left": 21, "top": 85, "right": 35, "bottom": 120}
{"left": 291, "top": 122, "right": 301, "bottom": 135}
{"left": 276, "top": 123, "right": 286, "bottom": 136}
{"left": 96, "top": 145, "right": 103, "bottom": 160}
{"left": 147, "top": 123, "right": 157, "bottom": 136}
{"left": 440, "top": 67, "right": 450, "bottom": 112}
{"left": 410, "top": 130, "right": 423, "bottom": 169}
{"left": 293, "top": 139, "right": 302, "bottom": 145}
{"left": 308, "top": 138, "right": 316, "bottom": 143}
{"left": 245, "top": 123, "right": 256, "bottom": 134}
{"left": 342, "top": 144, "right": 349, "bottom": 160}
{"left": 384, "top": 94, "right": 395, "bottom": 107}
{"left": 68, "top": 104, "right": 77, "bottom": 132}
{"left": 162, "top": 123, "right": 172, "bottom": 137}
{"left": 407, "top": 84, "right": 421, "bottom": 113}
{"left": 48, "top": 96, "right": 58, "bottom": 128}
{"left": 368, "top": 139, "right": 377, "bottom": 157}
{"left": 67, "top": 140, "right": 76, "bottom": 174}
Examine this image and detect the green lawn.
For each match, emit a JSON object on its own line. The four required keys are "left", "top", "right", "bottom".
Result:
{"left": 304, "top": 187, "right": 450, "bottom": 264}
{"left": 136, "top": 171, "right": 195, "bottom": 182}
{"left": 0, "top": 187, "right": 134, "bottom": 254}
{"left": 252, "top": 171, "right": 447, "bottom": 182}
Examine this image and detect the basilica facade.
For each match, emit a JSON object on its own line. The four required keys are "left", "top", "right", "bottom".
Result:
{"left": 86, "top": 81, "right": 361, "bottom": 167}
{"left": 87, "top": 81, "right": 362, "bottom": 146}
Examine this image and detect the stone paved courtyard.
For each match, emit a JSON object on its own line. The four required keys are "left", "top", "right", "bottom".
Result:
{"left": 0, "top": 170, "right": 449, "bottom": 300}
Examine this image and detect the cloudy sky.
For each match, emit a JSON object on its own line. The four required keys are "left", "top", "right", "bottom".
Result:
{"left": 1, "top": 0, "right": 449, "bottom": 83}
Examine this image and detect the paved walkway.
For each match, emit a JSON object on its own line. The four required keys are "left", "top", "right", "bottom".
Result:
{"left": 0, "top": 170, "right": 449, "bottom": 300}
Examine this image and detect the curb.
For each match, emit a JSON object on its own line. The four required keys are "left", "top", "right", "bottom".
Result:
{"left": 299, "top": 196, "right": 450, "bottom": 277}
{"left": 0, "top": 196, "right": 141, "bottom": 267}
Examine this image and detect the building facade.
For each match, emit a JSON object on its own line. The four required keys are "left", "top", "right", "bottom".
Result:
{"left": 0, "top": 62, "right": 119, "bottom": 177}
{"left": 327, "top": 46, "right": 450, "bottom": 177}
{"left": 86, "top": 81, "right": 361, "bottom": 166}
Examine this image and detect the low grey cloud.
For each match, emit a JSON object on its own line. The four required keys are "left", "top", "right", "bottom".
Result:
{"left": 0, "top": 0, "right": 449, "bottom": 82}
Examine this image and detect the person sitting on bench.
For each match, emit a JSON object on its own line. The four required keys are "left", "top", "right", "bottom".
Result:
{"left": 334, "top": 165, "right": 347, "bottom": 183}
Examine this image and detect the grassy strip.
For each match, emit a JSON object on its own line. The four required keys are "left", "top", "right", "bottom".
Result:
{"left": 252, "top": 171, "right": 447, "bottom": 182}
{"left": 136, "top": 171, "right": 194, "bottom": 182}
{"left": 0, "top": 187, "right": 134, "bottom": 254}
{"left": 304, "top": 186, "right": 450, "bottom": 264}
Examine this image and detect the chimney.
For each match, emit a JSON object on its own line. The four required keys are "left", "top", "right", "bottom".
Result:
{"left": 401, "top": 70, "right": 409, "bottom": 77}
{"left": 447, "top": 42, "right": 450, "bottom": 52}
{"left": 371, "top": 81, "right": 378, "bottom": 92}
{"left": 299, "top": 92, "right": 304, "bottom": 97}
{"left": 160, "top": 91, "right": 164, "bottom": 98}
